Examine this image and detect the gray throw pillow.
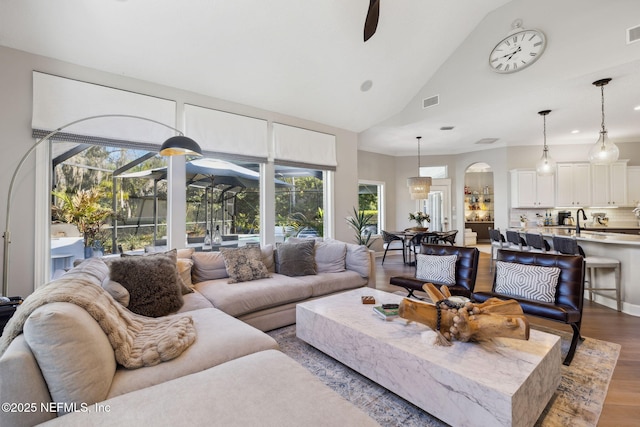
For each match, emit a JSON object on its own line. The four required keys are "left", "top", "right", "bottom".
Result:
{"left": 122, "top": 250, "right": 193, "bottom": 295}
{"left": 276, "top": 240, "right": 317, "bottom": 277}
{"left": 110, "top": 255, "right": 184, "bottom": 317}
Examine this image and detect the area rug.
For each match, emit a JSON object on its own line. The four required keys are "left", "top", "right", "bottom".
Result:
{"left": 267, "top": 325, "right": 620, "bottom": 427}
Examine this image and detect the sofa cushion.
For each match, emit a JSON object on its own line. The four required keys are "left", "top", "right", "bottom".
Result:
{"left": 191, "top": 251, "right": 228, "bottom": 282}
{"left": 107, "top": 308, "right": 278, "bottom": 398}
{"left": 23, "top": 302, "right": 116, "bottom": 414}
{"left": 195, "top": 275, "right": 312, "bottom": 317}
{"left": 102, "top": 278, "right": 130, "bottom": 307}
{"left": 276, "top": 240, "right": 316, "bottom": 276}
{"left": 0, "top": 335, "right": 57, "bottom": 427}
{"left": 110, "top": 254, "right": 184, "bottom": 317}
{"left": 176, "top": 247, "right": 195, "bottom": 259}
{"left": 45, "top": 350, "right": 378, "bottom": 427}
{"left": 315, "top": 241, "right": 347, "bottom": 273}
{"left": 177, "top": 258, "right": 194, "bottom": 288}
{"left": 345, "top": 243, "right": 370, "bottom": 278}
{"left": 220, "top": 246, "right": 271, "bottom": 283}
{"left": 494, "top": 261, "right": 561, "bottom": 303}
{"left": 296, "top": 271, "right": 368, "bottom": 297}
{"left": 415, "top": 254, "right": 457, "bottom": 286}
{"left": 261, "top": 244, "right": 275, "bottom": 273}
{"left": 177, "top": 290, "right": 214, "bottom": 313}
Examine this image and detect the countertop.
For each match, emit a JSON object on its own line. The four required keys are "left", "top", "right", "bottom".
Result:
{"left": 508, "top": 227, "right": 640, "bottom": 246}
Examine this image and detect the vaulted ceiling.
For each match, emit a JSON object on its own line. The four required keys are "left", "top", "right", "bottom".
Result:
{"left": 1, "top": 0, "right": 639, "bottom": 157}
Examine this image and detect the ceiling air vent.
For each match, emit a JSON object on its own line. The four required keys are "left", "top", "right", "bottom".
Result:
{"left": 422, "top": 95, "right": 439, "bottom": 109}
{"left": 474, "top": 138, "right": 499, "bottom": 145}
{"left": 628, "top": 24, "right": 640, "bottom": 44}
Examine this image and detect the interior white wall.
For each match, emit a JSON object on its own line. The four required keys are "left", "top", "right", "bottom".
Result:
{"left": 0, "top": 45, "right": 359, "bottom": 297}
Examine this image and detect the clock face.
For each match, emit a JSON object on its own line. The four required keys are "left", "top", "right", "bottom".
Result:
{"left": 489, "top": 29, "right": 546, "bottom": 74}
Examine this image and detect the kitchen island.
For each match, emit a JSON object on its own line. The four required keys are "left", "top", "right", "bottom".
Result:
{"left": 507, "top": 227, "right": 640, "bottom": 317}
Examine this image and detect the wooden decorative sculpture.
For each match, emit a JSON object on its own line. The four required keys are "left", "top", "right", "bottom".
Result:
{"left": 399, "top": 283, "right": 530, "bottom": 346}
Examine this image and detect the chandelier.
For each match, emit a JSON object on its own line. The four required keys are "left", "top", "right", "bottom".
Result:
{"left": 407, "top": 136, "right": 432, "bottom": 200}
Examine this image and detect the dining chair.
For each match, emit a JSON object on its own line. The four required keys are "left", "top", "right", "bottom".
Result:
{"left": 381, "top": 231, "right": 406, "bottom": 265}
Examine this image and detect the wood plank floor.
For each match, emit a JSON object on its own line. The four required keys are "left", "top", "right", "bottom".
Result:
{"left": 374, "top": 249, "right": 640, "bottom": 426}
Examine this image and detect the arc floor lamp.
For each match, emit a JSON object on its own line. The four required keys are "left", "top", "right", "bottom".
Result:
{"left": 2, "top": 114, "right": 202, "bottom": 297}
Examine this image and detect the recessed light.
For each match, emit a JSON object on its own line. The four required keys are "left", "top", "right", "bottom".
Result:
{"left": 634, "top": 105, "right": 640, "bottom": 111}
{"left": 571, "top": 130, "right": 580, "bottom": 134}
{"left": 440, "top": 126, "right": 455, "bottom": 131}
{"left": 360, "top": 80, "right": 373, "bottom": 92}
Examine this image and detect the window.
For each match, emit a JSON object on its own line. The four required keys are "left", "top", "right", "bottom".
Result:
{"left": 50, "top": 142, "right": 168, "bottom": 278}
{"left": 185, "top": 157, "right": 262, "bottom": 248}
{"left": 358, "top": 180, "right": 384, "bottom": 235}
{"left": 275, "top": 166, "right": 325, "bottom": 241}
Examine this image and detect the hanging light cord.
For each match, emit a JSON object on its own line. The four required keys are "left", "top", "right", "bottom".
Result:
{"left": 542, "top": 114, "right": 548, "bottom": 155}
{"left": 416, "top": 136, "right": 422, "bottom": 171}
{"left": 600, "top": 84, "right": 607, "bottom": 137}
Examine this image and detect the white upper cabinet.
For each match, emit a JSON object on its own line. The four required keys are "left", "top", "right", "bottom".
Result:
{"left": 628, "top": 166, "right": 640, "bottom": 206}
{"left": 556, "top": 163, "right": 591, "bottom": 207}
{"left": 510, "top": 170, "right": 555, "bottom": 208}
{"left": 591, "top": 161, "right": 628, "bottom": 207}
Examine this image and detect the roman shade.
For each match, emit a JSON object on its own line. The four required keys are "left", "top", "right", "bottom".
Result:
{"left": 273, "top": 123, "right": 336, "bottom": 171}
{"left": 184, "top": 104, "right": 268, "bottom": 162}
{"left": 32, "top": 72, "right": 177, "bottom": 149}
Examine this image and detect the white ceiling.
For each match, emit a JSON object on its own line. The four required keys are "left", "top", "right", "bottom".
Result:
{"left": 1, "top": 0, "right": 639, "bottom": 157}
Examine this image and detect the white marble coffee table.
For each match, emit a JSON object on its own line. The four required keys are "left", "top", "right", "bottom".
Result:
{"left": 296, "top": 288, "right": 561, "bottom": 427}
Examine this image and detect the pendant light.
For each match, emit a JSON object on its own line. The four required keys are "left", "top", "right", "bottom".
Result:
{"left": 588, "top": 78, "right": 619, "bottom": 165}
{"left": 407, "top": 136, "right": 432, "bottom": 200}
{"left": 535, "top": 110, "right": 556, "bottom": 176}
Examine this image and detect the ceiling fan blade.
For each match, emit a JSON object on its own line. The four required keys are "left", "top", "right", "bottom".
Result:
{"left": 364, "top": 0, "right": 380, "bottom": 42}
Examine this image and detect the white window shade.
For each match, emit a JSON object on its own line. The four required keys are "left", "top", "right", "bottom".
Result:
{"left": 32, "top": 72, "right": 177, "bottom": 147}
{"left": 184, "top": 104, "right": 268, "bottom": 162}
{"left": 273, "top": 123, "right": 337, "bottom": 170}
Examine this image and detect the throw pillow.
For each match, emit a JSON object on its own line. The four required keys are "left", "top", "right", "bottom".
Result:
{"left": 220, "top": 246, "right": 271, "bottom": 284}
{"left": 494, "top": 261, "right": 561, "bottom": 303}
{"left": 275, "top": 239, "right": 317, "bottom": 277}
{"left": 110, "top": 255, "right": 184, "bottom": 317}
{"left": 122, "top": 250, "right": 193, "bottom": 295}
{"left": 315, "top": 241, "right": 347, "bottom": 273}
{"left": 177, "top": 258, "right": 194, "bottom": 289}
{"left": 344, "top": 243, "right": 370, "bottom": 278}
{"left": 102, "top": 278, "right": 130, "bottom": 307}
{"left": 24, "top": 302, "right": 116, "bottom": 414}
{"left": 415, "top": 254, "right": 457, "bottom": 285}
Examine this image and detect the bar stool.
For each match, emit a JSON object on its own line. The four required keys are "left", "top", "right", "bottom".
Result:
{"left": 489, "top": 228, "right": 513, "bottom": 272}
{"left": 505, "top": 230, "right": 531, "bottom": 251}
{"left": 552, "top": 235, "right": 621, "bottom": 311}
{"left": 525, "top": 232, "right": 551, "bottom": 253}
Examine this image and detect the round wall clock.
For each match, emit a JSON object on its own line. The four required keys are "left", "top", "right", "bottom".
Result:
{"left": 489, "top": 29, "right": 546, "bottom": 74}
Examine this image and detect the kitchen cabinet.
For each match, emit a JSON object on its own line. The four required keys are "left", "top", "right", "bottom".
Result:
{"left": 510, "top": 170, "right": 555, "bottom": 208}
{"left": 591, "top": 161, "right": 627, "bottom": 207}
{"left": 556, "top": 163, "right": 591, "bottom": 207}
{"left": 627, "top": 166, "right": 640, "bottom": 206}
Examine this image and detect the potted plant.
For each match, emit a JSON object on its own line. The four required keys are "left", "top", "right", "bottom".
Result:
{"left": 519, "top": 215, "right": 528, "bottom": 228}
{"left": 52, "top": 188, "right": 114, "bottom": 258}
{"left": 346, "top": 207, "right": 373, "bottom": 247}
{"left": 408, "top": 211, "right": 430, "bottom": 231}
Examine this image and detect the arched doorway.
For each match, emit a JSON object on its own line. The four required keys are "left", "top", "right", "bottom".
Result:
{"left": 464, "top": 163, "right": 494, "bottom": 244}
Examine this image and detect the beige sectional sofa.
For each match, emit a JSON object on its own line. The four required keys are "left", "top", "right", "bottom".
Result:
{"left": 0, "top": 239, "right": 377, "bottom": 426}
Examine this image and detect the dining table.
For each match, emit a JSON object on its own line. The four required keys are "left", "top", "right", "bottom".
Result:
{"left": 389, "top": 230, "right": 443, "bottom": 266}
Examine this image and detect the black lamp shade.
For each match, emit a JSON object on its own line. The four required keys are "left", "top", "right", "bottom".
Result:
{"left": 159, "top": 136, "right": 203, "bottom": 157}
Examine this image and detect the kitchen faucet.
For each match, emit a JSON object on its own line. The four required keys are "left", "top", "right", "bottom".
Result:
{"left": 576, "top": 209, "right": 587, "bottom": 234}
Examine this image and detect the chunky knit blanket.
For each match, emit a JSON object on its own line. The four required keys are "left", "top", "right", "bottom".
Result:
{"left": 0, "top": 260, "right": 196, "bottom": 369}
